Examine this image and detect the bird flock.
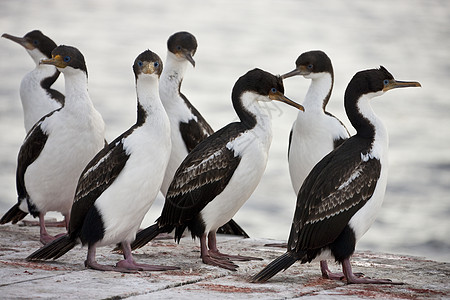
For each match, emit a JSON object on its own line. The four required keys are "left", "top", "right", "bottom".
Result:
{"left": 1, "top": 30, "right": 420, "bottom": 284}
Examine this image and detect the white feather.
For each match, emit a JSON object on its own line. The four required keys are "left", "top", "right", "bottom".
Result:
{"left": 20, "top": 48, "right": 62, "bottom": 133}
{"left": 159, "top": 51, "right": 198, "bottom": 196}
{"left": 289, "top": 72, "right": 349, "bottom": 195}
{"left": 349, "top": 92, "right": 389, "bottom": 242}
{"left": 200, "top": 91, "right": 273, "bottom": 233}
{"left": 95, "top": 73, "right": 171, "bottom": 246}
{"left": 24, "top": 68, "right": 105, "bottom": 217}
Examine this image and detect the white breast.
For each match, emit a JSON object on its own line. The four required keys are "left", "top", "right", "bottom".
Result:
{"left": 348, "top": 94, "right": 389, "bottom": 242}
{"left": 95, "top": 111, "right": 171, "bottom": 246}
{"left": 289, "top": 109, "right": 349, "bottom": 194}
{"left": 24, "top": 107, "right": 105, "bottom": 216}
{"left": 200, "top": 109, "right": 273, "bottom": 234}
{"left": 159, "top": 58, "right": 196, "bottom": 195}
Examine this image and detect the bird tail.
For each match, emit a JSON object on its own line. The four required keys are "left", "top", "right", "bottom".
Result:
{"left": 217, "top": 219, "right": 249, "bottom": 238}
{"left": 0, "top": 203, "right": 28, "bottom": 224}
{"left": 250, "top": 252, "right": 300, "bottom": 283}
{"left": 129, "top": 224, "right": 174, "bottom": 251}
{"left": 26, "top": 234, "right": 77, "bottom": 261}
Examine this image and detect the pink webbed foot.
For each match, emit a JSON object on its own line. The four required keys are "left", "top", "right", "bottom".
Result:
{"left": 342, "top": 258, "right": 403, "bottom": 285}
{"left": 202, "top": 254, "right": 239, "bottom": 271}
{"left": 321, "top": 260, "right": 356, "bottom": 280}
{"left": 208, "top": 249, "right": 262, "bottom": 262}
{"left": 84, "top": 260, "right": 138, "bottom": 273}
{"left": 116, "top": 259, "right": 179, "bottom": 271}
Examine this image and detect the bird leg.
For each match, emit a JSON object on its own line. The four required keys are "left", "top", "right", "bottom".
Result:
{"left": 200, "top": 233, "right": 238, "bottom": 271}
{"left": 320, "top": 260, "right": 346, "bottom": 280}
{"left": 38, "top": 213, "right": 68, "bottom": 244}
{"left": 115, "top": 242, "right": 179, "bottom": 271}
{"left": 207, "top": 231, "right": 262, "bottom": 261}
{"left": 341, "top": 258, "right": 403, "bottom": 285}
{"left": 62, "top": 213, "right": 70, "bottom": 230}
{"left": 321, "top": 260, "right": 364, "bottom": 280}
{"left": 84, "top": 244, "right": 137, "bottom": 273}
{"left": 39, "top": 213, "right": 57, "bottom": 244}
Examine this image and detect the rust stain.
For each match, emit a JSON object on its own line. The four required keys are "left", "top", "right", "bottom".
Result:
{"left": 0, "top": 260, "right": 66, "bottom": 271}
{"left": 196, "top": 283, "right": 276, "bottom": 294}
{"left": 336, "top": 285, "right": 449, "bottom": 300}
{"left": 407, "top": 287, "right": 449, "bottom": 296}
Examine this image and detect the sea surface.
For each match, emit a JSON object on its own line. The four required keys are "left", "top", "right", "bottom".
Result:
{"left": 1, "top": 0, "right": 449, "bottom": 263}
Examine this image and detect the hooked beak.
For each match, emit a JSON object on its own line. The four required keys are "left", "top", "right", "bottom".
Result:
{"left": 383, "top": 79, "right": 421, "bottom": 92}
{"left": 142, "top": 61, "right": 156, "bottom": 75}
{"left": 281, "top": 65, "right": 309, "bottom": 80}
{"left": 40, "top": 55, "right": 66, "bottom": 68}
{"left": 2, "top": 33, "right": 34, "bottom": 50}
{"left": 269, "top": 90, "right": 305, "bottom": 111}
{"left": 183, "top": 51, "right": 195, "bottom": 67}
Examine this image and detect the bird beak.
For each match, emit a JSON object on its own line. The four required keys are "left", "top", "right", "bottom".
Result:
{"left": 40, "top": 55, "right": 66, "bottom": 68}
{"left": 383, "top": 80, "right": 422, "bottom": 92}
{"left": 2, "top": 33, "right": 34, "bottom": 50}
{"left": 269, "top": 91, "right": 305, "bottom": 111}
{"left": 142, "top": 62, "right": 155, "bottom": 75}
{"left": 281, "top": 65, "right": 309, "bottom": 80}
{"left": 183, "top": 51, "right": 196, "bottom": 67}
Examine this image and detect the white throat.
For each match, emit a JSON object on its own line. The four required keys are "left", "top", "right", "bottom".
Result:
{"left": 357, "top": 92, "right": 389, "bottom": 160}
{"left": 302, "top": 72, "right": 333, "bottom": 112}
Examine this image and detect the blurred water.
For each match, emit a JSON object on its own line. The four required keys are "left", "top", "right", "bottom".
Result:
{"left": 1, "top": 0, "right": 449, "bottom": 262}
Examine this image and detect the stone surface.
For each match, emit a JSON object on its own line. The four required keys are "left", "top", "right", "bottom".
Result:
{"left": 0, "top": 223, "right": 448, "bottom": 299}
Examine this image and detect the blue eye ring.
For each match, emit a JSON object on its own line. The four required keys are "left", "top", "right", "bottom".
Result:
{"left": 154, "top": 61, "right": 159, "bottom": 68}
{"left": 270, "top": 88, "right": 277, "bottom": 93}
{"left": 176, "top": 45, "right": 182, "bottom": 51}
{"left": 307, "top": 64, "right": 313, "bottom": 69}
{"left": 137, "top": 60, "right": 143, "bottom": 67}
{"left": 33, "top": 40, "right": 39, "bottom": 45}
{"left": 383, "top": 79, "right": 389, "bottom": 85}
{"left": 63, "top": 56, "right": 71, "bottom": 63}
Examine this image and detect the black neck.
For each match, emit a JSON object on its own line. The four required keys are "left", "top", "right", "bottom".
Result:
{"left": 344, "top": 85, "right": 375, "bottom": 139}
{"left": 40, "top": 69, "right": 60, "bottom": 90}
{"left": 233, "top": 97, "right": 257, "bottom": 129}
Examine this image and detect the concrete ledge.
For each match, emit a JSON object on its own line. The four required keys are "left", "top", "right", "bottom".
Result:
{"left": 0, "top": 224, "right": 448, "bottom": 299}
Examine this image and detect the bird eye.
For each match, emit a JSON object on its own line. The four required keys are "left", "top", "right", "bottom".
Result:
{"left": 270, "top": 88, "right": 277, "bottom": 93}
{"left": 137, "top": 60, "right": 143, "bottom": 67}
{"left": 33, "top": 40, "right": 39, "bottom": 45}
{"left": 307, "top": 64, "right": 313, "bottom": 70}
{"left": 154, "top": 61, "right": 159, "bottom": 68}
{"left": 177, "top": 46, "right": 182, "bottom": 51}
{"left": 383, "top": 79, "right": 389, "bottom": 85}
{"left": 63, "top": 56, "right": 71, "bottom": 63}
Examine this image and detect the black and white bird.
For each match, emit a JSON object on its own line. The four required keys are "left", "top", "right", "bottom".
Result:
{"left": 251, "top": 66, "right": 420, "bottom": 284}
{"left": 27, "top": 50, "right": 177, "bottom": 272}
{"left": 0, "top": 45, "right": 105, "bottom": 244}
{"left": 283, "top": 50, "right": 350, "bottom": 195}
{"left": 128, "top": 68, "right": 304, "bottom": 271}
{"left": 2, "top": 30, "right": 64, "bottom": 133}
{"left": 271, "top": 51, "right": 350, "bottom": 277}
{"left": 158, "top": 31, "right": 247, "bottom": 237}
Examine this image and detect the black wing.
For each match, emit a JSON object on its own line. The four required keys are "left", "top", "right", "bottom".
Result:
{"left": 160, "top": 123, "right": 244, "bottom": 228}
{"left": 179, "top": 93, "right": 214, "bottom": 152}
{"left": 288, "top": 136, "right": 381, "bottom": 252}
{"left": 16, "top": 117, "right": 50, "bottom": 204}
{"left": 68, "top": 133, "right": 131, "bottom": 235}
